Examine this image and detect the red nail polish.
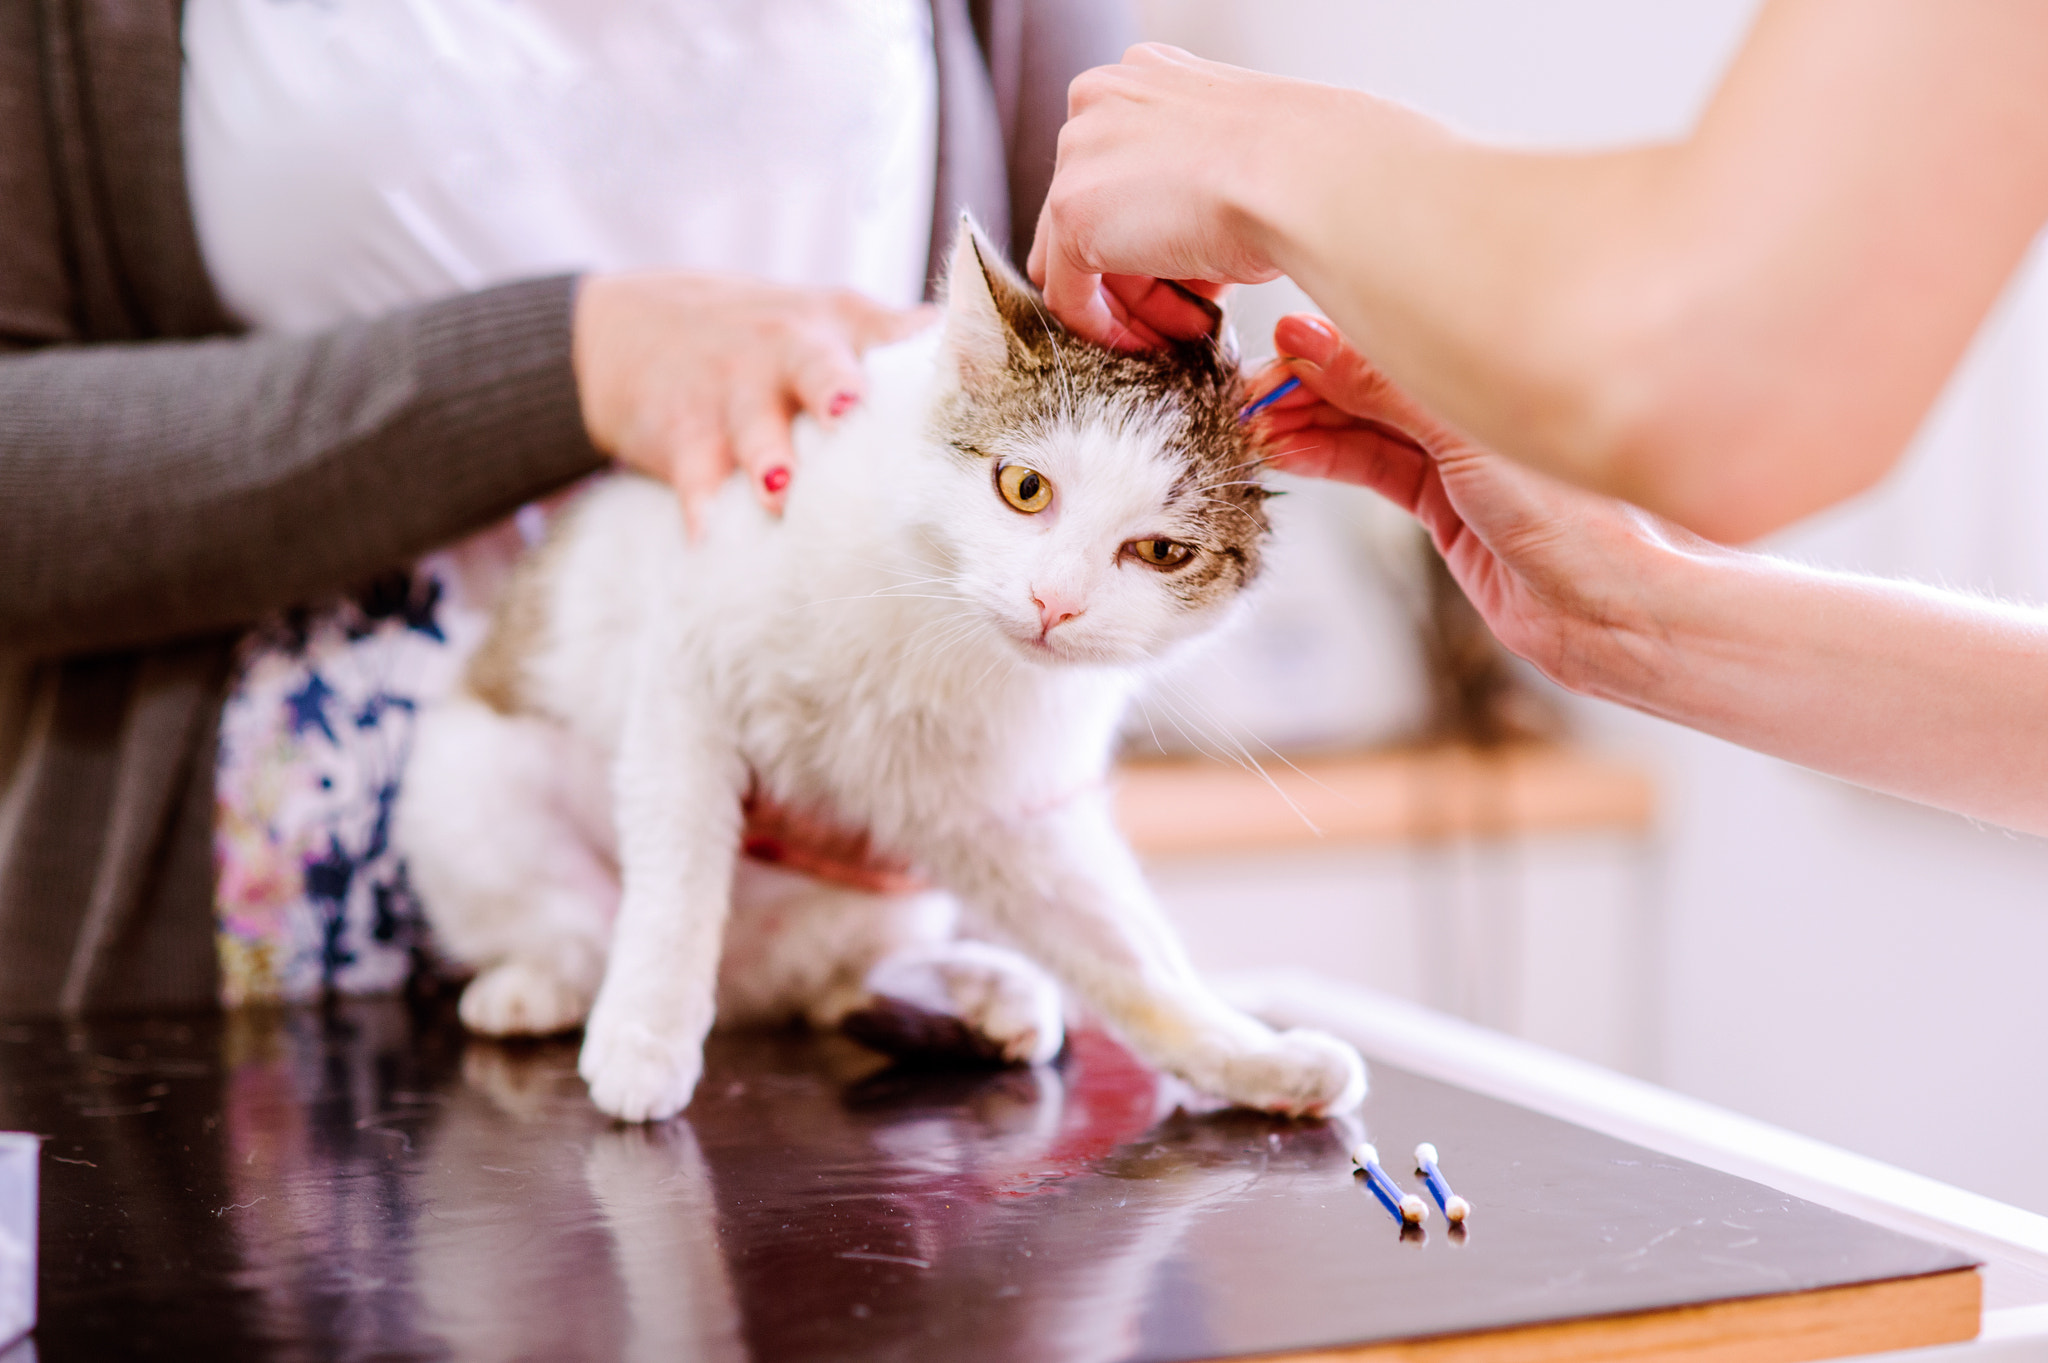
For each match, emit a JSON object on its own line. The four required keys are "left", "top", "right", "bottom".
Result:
{"left": 828, "top": 391, "right": 858, "bottom": 418}
{"left": 762, "top": 466, "right": 791, "bottom": 494}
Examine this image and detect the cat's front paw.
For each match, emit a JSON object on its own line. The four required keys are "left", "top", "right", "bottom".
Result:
{"left": 578, "top": 1012, "right": 705, "bottom": 1123}
{"left": 1212, "top": 1028, "right": 1368, "bottom": 1118}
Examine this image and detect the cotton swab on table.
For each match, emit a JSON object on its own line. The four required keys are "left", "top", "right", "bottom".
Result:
{"left": 1414, "top": 1142, "right": 1471, "bottom": 1222}
{"left": 1354, "top": 1164, "right": 1410, "bottom": 1224}
{"left": 1351, "top": 1142, "right": 1427, "bottom": 1225}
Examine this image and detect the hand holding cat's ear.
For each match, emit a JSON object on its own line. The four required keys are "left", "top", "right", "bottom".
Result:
{"left": 573, "top": 273, "right": 933, "bottom": 536}
{"left": 1029, "top": 43, "right": 1299, "bottom": 348}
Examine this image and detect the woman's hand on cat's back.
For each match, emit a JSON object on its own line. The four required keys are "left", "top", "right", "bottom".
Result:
{"left": 572, "top": 273, "right": 935, "bottom": 535}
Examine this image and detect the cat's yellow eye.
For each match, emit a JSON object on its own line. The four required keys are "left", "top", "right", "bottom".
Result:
{"left": 998, "top": 463, "right": 1054, "bottom": 514}
{"left": 1127, "top": 538, "right": 1195, "bottom": 569}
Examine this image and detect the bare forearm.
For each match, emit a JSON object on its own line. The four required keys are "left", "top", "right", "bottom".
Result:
{"left": 1258, "top": 114, "right": 1668, "bottom": 515}
{"left": 1251, "top": 278, "right": 2048, "bottom": 832}
{"left": 1243, "top": 1, "right": 2048, "bottom": 541}
{"left": 1589, "top": 545, "right": 2048, "bottom": 833}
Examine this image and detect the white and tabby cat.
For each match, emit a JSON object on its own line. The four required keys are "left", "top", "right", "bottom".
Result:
{"left": 395, "top": 220, "right": 1368, "bottom": 1123}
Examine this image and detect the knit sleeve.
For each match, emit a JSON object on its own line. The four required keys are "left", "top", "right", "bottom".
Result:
{"left": 0, "top": 275, "right": 606, "bottom": 658}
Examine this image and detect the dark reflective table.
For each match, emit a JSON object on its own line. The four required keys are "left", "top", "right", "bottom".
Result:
{"left": 1, "top": 998, "right": 1973, "bottom": 1362}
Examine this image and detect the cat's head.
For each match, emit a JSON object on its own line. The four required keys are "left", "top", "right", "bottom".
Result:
{"left": 928, "top": 218, "right": 1271, "bottom": 668}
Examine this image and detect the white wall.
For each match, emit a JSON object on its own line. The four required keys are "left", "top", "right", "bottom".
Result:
{"left": 1137, "top": 0, "right": 2048, "bottom": 1215}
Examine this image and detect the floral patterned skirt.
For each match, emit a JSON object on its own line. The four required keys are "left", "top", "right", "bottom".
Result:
{"left": 212, "top": 522, "right": 533, "bottom": 1007}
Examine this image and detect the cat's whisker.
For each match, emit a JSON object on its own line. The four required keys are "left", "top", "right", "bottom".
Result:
{"left": 1155, "top": 675, "right": 1359, "bottom": 829}
{"left": 1151, "top": 689, "right": 1266, "bottom": 781}
{"left": 1149, "top": 658, "right": 1360, "bottom": 809}
{"left": 892, "top": 604, "right": 974, "bottom": 645}
{"left": 868, "top": 582, "right": 969, "bottom": 599}
{"left": 1146, "top": 676, "right": 1325, "bottom": 836}
{"left": 1021, "top": 289, "right": 1082, "bottom": 421}
{"left": 780, "top": 590, "right": 972, "bottom": 618}
{"left": 896, "top": 612, "right": 994, "bottom": 675}
{"left": 1136, "top": 685, "right": 1255, "bottom": 775}
{"left": 1181, "top": 494, "right": 1260, "bottom": 511}
{"left": 839, "top": 551, "right": 953, "bottom": 579}
{"left": 901, "top": 618, "right": 984, "bottom": 670}
{"left": 965, "top": 636, "right": 1022, "bottom": 692}
{"left": 1135, "top": 694, "right": 1173, "bottom": 758}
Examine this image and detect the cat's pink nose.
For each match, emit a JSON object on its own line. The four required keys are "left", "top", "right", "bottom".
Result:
{"left": 1033, "top": 591, "right": 1083, "bottom": 635}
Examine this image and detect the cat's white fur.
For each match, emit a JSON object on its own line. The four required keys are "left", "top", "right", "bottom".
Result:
{"left": 396, "top": 224, "right": 1368, "bottom": 1123}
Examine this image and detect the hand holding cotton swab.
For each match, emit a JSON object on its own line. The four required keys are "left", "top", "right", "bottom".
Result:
{"left": 1236, "top": 375, "right": 1300, "bottom": 422}
{"left": 1352, "top": 1142, "right": 1428, "bottom": 1225}
{"left": 1414, "top": 1142, "right": 1471, "bottom": 1222}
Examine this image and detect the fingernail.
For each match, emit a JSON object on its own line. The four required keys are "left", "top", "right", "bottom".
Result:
{"left": 828, "top": 391, "right": 858, "bottom": 418}
{"left": 762, "top": 466, "right": 791, "bottom": 495}
{"left": 1276, "top": 313, "right": 1338, "bottom": 364}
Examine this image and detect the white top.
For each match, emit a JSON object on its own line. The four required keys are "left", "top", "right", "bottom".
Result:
{"left": 181, "top": 0, "right": 939, "bottom": 332}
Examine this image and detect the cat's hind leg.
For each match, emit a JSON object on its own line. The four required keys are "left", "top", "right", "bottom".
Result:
{"left": 715, "top": 859, "right": 956, "bottom": 1028}
{"left": 398, "top": 695, "right": 617, "bottom": 1037}
{"left": 925, "top": 790, "right": 1366, "bottom": 1117}
{"left": 719, "top": 862, "right": 1063, "bottom": 1066}
{"left": 847, "top": 941, "right": 1065, "bottom": 1067}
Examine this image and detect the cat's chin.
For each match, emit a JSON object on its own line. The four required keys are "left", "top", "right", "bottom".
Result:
{"left": 1006, "top": 629, "right": 1147, "bottom": 670}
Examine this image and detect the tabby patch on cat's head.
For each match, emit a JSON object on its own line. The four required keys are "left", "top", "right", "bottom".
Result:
{"left": 930, "top": 216, "right": 1273, "bottom": 668}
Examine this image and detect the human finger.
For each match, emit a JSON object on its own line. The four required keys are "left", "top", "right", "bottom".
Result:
{"left": 1036, "top": 214, "right": 1123, "bottom": 348}
{"left": 1264, "top": 421, "right": 1433, "bottom": 509}
{"left": 1273, "top": 315, "right": 1476, "bottom": 474}
{"left": 1026, "top": 139, "right": 1160, "bottom": 349}
{"left": 727, "top": 381, "right": 799, "bottom": 512}
{"left": 785, "top": 325, "right": 869, "bottom": 426}
{"left": 1027, "top": 199, "right": 1052, "bottom": 286}
{"left": 1102, "top": 275, "right": 1220, "bottom": 344}
{"left": 1097, "top": 287, "right": 1173, "bottom": 350}
{"left": 662, "top": 412, "right": 734, "bottom": 541}
{"left": 1271, "top": 313, "right": 1444, "bottom": 443}
{"left": 1120, "top": 40, "right": 1199, "bottom": 69}
{"left": 838, "top": 294, "right": 938, "bottom": 350}
{"left": 1242, "top": 359, "right": 1320, "bottom": 415}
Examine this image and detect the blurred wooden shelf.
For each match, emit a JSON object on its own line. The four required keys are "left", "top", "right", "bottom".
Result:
{"left": 1115, "top": 743, "right": 1655, "bottom": 856}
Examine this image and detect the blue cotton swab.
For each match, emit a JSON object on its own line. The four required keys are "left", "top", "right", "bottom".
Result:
{"left": 1414, "top": 1142, "right": 1471, "bottom": 1223}
{"left": 1236, "top": 374, "right": 1301, "bottom": 422}
{"left": 1352, "top": 1142, "right": 1428, "bottom": 1225}
{"left": 1356, "top": 1165, "right": 1410, "bottom": 1224}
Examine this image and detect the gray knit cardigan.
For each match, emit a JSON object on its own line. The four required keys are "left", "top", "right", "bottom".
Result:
{"left": 0, "top": 0, "right": 1130, "bottom": 1016}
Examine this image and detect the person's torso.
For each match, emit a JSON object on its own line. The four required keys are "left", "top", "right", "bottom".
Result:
{"left": 181, "top": 0, "right": 940, "bottom": 331}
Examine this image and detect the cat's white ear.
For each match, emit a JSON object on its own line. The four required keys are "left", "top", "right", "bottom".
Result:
{"left": 941, "top": 214, "right": 1031, "bottom": 385}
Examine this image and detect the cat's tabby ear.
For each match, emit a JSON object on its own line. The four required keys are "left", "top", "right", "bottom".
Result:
{"left": 942, "top": 213, "right": 1044, "bottom": 386}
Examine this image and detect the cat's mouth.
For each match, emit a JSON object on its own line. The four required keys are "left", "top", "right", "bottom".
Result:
{"left": 1006, "top": 621, "right": 1138, "bottom": 668}
{"left": 997, "top": 621, "right": 1078, "bottom": 664}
